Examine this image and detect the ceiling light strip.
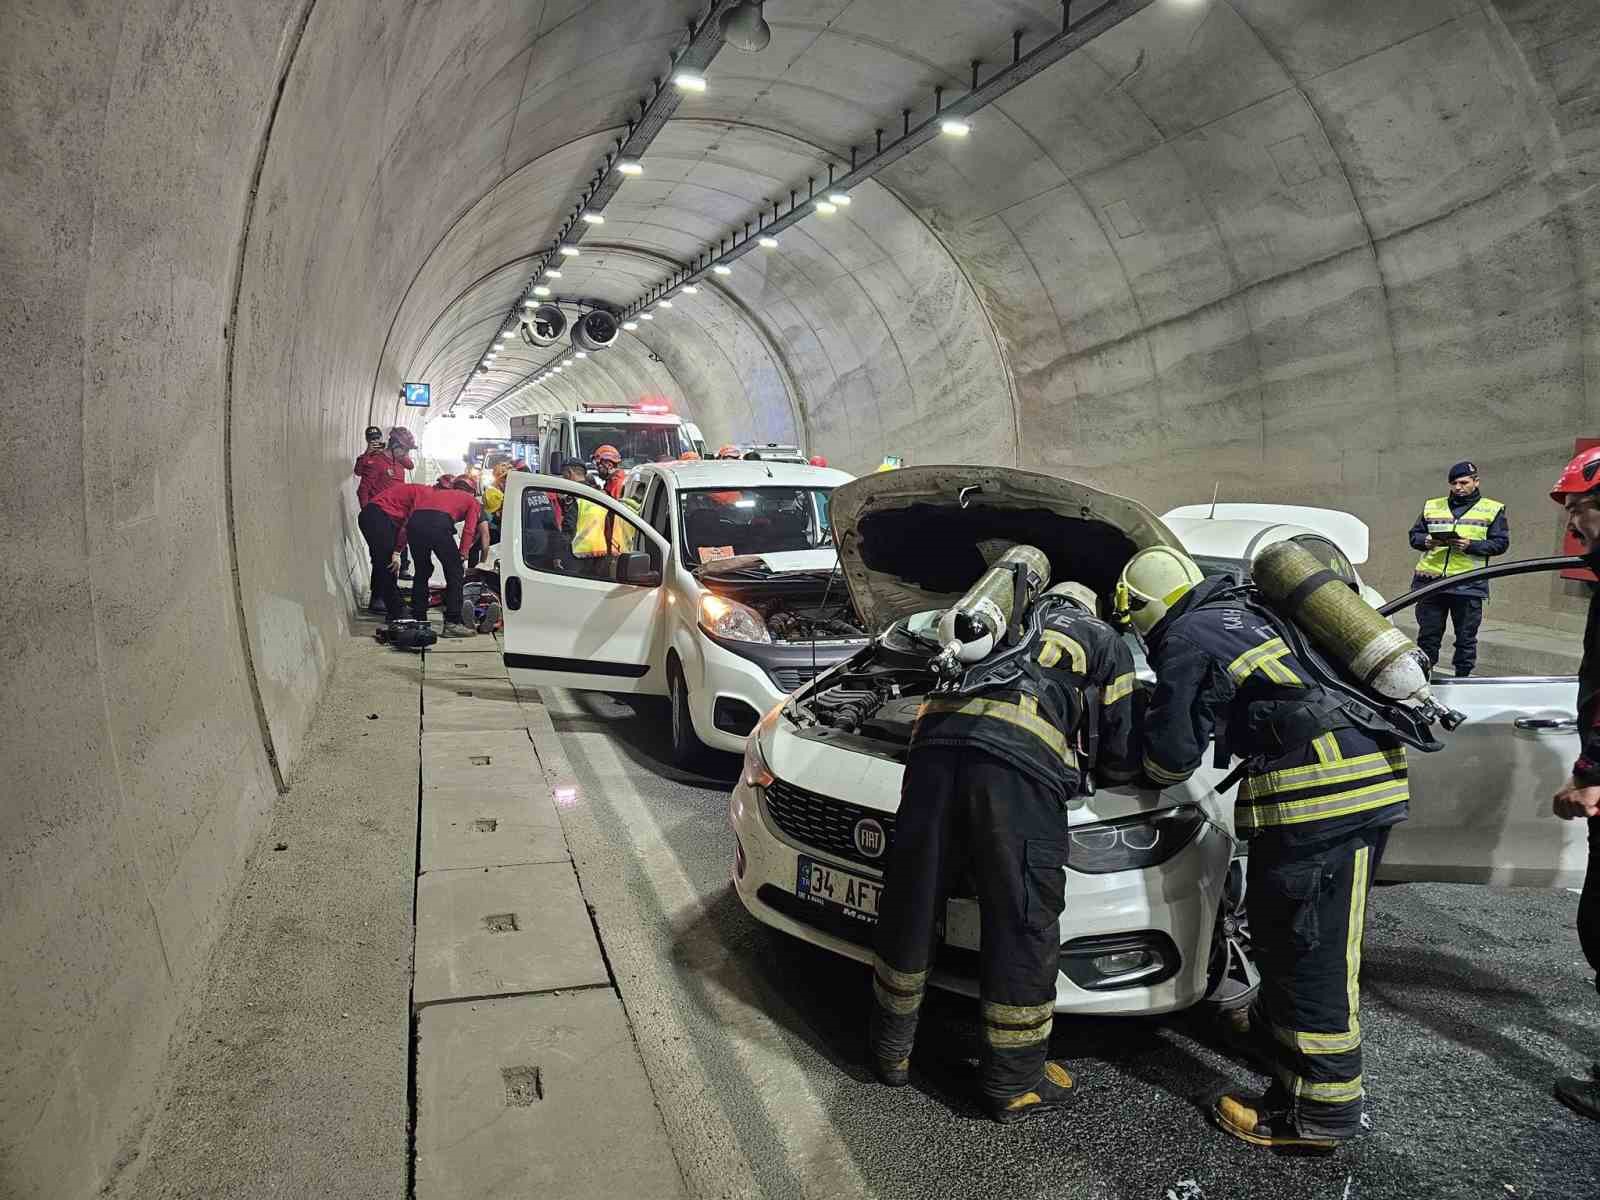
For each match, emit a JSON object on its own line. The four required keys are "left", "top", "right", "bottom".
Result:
{"left": 620, "top": 0, "right": 1156, "bottom": 318}
{"left": 447, "top": 0, "right": 740, "bottom": 412}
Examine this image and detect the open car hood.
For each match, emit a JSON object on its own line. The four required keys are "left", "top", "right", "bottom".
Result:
{"left": 829, "top": 466, "right": 1185, "bottom": 636}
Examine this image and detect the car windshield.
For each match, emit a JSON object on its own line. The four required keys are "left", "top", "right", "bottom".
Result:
{"left": 1195, "top": 554, "right": 1248, "bottom": 580}
{"left": 678, "top": 487, "right": 834, "bottom": 564}
{"left": 576, "top": 422, "right": 687, "bottom": 468}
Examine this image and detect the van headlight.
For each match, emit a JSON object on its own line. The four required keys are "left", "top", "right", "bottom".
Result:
{"left": 741, "top": 731, "right": 774, "bottom": 789}
{"left": 700, "top": 593, "right": 771, "bottom": 643}
{"left": 1069, "top": 805, "right": 1205, "bottom": 874}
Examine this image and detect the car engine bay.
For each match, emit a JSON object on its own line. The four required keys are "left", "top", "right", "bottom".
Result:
{"left": 791, "top": 617, "right": 944, "bottom": 745}
{"left": 697, "top": 559, "right": 867, "bottom": 644}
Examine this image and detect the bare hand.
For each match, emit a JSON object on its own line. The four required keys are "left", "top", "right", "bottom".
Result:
{"left": 1452, "top": 537, "right": 1473, "bottom": 551}
{"left": 1553, "top": 776, "right": 1600, "bottom": 820}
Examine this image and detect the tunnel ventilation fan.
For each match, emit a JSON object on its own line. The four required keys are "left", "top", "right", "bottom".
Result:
{"left": 572, "top": 309, "right": 620, "bottom": 353}
{"left": 720, "top": 1, "right": 770, "bottom": 52}
{"left": 520, "top": 304, "right": 567, "bottom": 347}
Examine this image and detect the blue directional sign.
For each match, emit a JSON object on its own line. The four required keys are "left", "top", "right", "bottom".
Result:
{"left": 403, "top": 382, "right": 431, "bottom": 408}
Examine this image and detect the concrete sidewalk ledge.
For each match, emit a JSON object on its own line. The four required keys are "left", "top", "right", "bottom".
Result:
{"left": 413, "top": 863, "right": 607, "bottom": 1006}
{"left": 422, "top": 676, "right": 531, "bottom": 732}
{"left": 415, "top": 991, "right": 685, "bottom": 1200}
{"left": 420, "top": 783, "right": 568, "bottom": 872}
{"left": 412, "top": 688, "right": 685, "bottom": 1197}
{"left": 420, "top": 725, "right": 567, "bottom": 873}
{"left": 1391, "top": 611, "right": 1580, "bottom": 678}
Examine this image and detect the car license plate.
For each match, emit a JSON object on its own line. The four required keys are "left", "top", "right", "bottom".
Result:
{"left": 796, "top": 855, "right": 882, "bottom": 921}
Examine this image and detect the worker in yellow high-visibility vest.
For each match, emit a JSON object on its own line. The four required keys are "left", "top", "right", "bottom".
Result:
{"left": 570, "top": 488, "right": 640, "bottom": 578}
{"left": 1406, "top": 460, "right": 1510, "bottom": 677}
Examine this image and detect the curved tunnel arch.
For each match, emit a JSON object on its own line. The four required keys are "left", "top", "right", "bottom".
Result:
{"left": 380, "top": 116, "right": 1018, "bottom": 475}
{"left": 9, "top": 1, "right": 1600, "bottom": 1190}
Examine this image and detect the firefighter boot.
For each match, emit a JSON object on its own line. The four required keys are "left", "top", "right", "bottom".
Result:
{"left": 867, "top": 1003, "right": 914, "bottom": 1087}
{"left": 1212, "top": 1094, "right": 1343, "bottom": 1152}
{"left": 988, "top": 1061, "right": 1075, "bottom": 1125}
{"left": 1554, "top": 1062, "right": 1600, "bottom": 1121}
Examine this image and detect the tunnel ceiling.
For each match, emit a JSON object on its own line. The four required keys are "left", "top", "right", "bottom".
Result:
{"left": 371, "top": 0, "right": 1600, "bottom": 509}
{"left": 286, "top": 0, "right": 1598, "bottom": 575}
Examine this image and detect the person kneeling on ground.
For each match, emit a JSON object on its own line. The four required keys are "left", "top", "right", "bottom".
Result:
{"left": 396, "top": 474, "right": 483, "bottom": 638}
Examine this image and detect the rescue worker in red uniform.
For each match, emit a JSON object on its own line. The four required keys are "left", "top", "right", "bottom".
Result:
{"left": 1547, "top": 446, "right": 1600, "bottom": 1121}
{"left": 1120, "top": 546, "right": 1408, "bottom": 1152}
{"left": 355, "top": 426, "right": 417, "bottom": 609}
{"left": 591, "top": 444, "right": 626, "bottom": 499}
{"left": 363, "top": 480, "right": 425, "bottom": 625}
{"left": 869, "top": 581, "right": 1139, "bottom": 1123}
{"left": 401, "top": 475, "right": 482, "bottom": 638}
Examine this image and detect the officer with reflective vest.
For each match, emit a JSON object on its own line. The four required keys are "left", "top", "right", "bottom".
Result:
{"left": 1406, "top": 460, "right": 1509, "bottom": 677}
{"left": 869, "top": 582, "right": 1139, "bottom": 1123}
{"left": 1119, "top": 546, "right": 1407, "bottom": 1152}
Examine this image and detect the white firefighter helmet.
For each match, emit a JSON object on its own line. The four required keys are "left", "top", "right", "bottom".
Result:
{"left": 1045, "top": 581, "right": 1099, "bottom": 616}
{"left": 1116, "top": 546, "right": 1204, "bottom": 636}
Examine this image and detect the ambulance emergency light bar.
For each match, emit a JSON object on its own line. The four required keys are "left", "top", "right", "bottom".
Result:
{"left": 578, "top": 398, "right": 674, "bottom": 414}
{"left": 402, "top": 382, "right": 431, "bottom": 408}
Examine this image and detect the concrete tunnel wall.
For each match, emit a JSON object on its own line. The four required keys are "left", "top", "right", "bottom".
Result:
{"left": 3, "top": 0, "right": 1599, "bottom": 1194}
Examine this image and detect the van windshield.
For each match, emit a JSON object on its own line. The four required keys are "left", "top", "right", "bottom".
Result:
{"left": 575, "top": 422, "right": 687, "bottom": 468}
{"left": 677, "top": 487, "right": 834, "bottom": 565}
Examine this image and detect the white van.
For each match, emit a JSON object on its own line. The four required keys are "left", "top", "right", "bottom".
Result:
{"left": 537, "top": 404, "right": 692, "bottom": 474}
{"left": 498, "top": 460, "right": 863, "bottom": 762}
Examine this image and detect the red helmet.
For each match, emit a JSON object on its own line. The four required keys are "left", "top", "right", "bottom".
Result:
{"left": 435, "top": 473, "right": 454, "bottom": 488}
{"left": 808, "top": 455, "right": 829, "bottom": 468}
{"left": 594, "top": 444, "right": 622, "bottom": 465}
{"left": 717, "top": 444, "right": 740, "bottom": 460}
{"left": 451, "top": 474, "right": 478, "bottom": 492}
{"left": 388, "top": 426, "right": 416, "bottom": 451}
{"left": 1551, "top": 446, "right": 1600, "bottom": 502}
{"left": 680, "top": 450, "right": 701, "bottom": 461}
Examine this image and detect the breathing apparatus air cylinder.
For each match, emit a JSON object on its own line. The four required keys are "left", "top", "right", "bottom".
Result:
{"left": 932, "top": 545, "right": 1051, "bottom": 678}
{"left": 1252, "top": 540, "right": 1454, "bottom": 724}
{"left": 1253, "top": 541, "right": 1423, "bottom": 701}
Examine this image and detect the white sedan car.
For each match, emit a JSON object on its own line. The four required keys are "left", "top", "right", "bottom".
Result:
{"left": 498, "top": 461, "right": 867, "bottom": 761}
{"left": 728, "top": 466, "right": 1585, "bottom": 1019}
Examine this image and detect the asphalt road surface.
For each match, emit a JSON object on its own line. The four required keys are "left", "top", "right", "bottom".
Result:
{"left": 537, "top": 685, "right": 1600, "bottom": 1200}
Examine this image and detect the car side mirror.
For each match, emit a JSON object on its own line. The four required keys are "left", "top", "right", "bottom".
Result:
{"left": 617, "top": 552, "right": 661, "bottom": 588}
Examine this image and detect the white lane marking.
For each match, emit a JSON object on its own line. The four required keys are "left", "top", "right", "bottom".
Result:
{"left": 537, "top": 691, "right": 871, "bottom": 1199}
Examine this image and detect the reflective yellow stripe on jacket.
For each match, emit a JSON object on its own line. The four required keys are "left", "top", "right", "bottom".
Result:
{"left": 1238, "top": 748, "right": 1408, "bottom": 832}
{"left": 915, "top": 694, "right": 1078, "bottom": 768}
{"left": 1414, "top": 496, "right": 1503, "bottom": 579}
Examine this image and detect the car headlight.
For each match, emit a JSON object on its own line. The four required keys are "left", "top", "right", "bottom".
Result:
{"left": 1069, "top": 805, "right": 1205, "bottom": 874}
{"left": 741, "top": 730, "right": 774, "bottom": 789}
{"left": 700, "top": 593, "right": 771, "bottom": 643}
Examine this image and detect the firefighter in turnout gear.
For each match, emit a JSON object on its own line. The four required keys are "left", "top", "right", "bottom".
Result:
{"left": 868, "top": 580, "right": 1140, "bottom": 1123}
{"left": 1119, "top": 546, "right": 1408, "bottom": 1151}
